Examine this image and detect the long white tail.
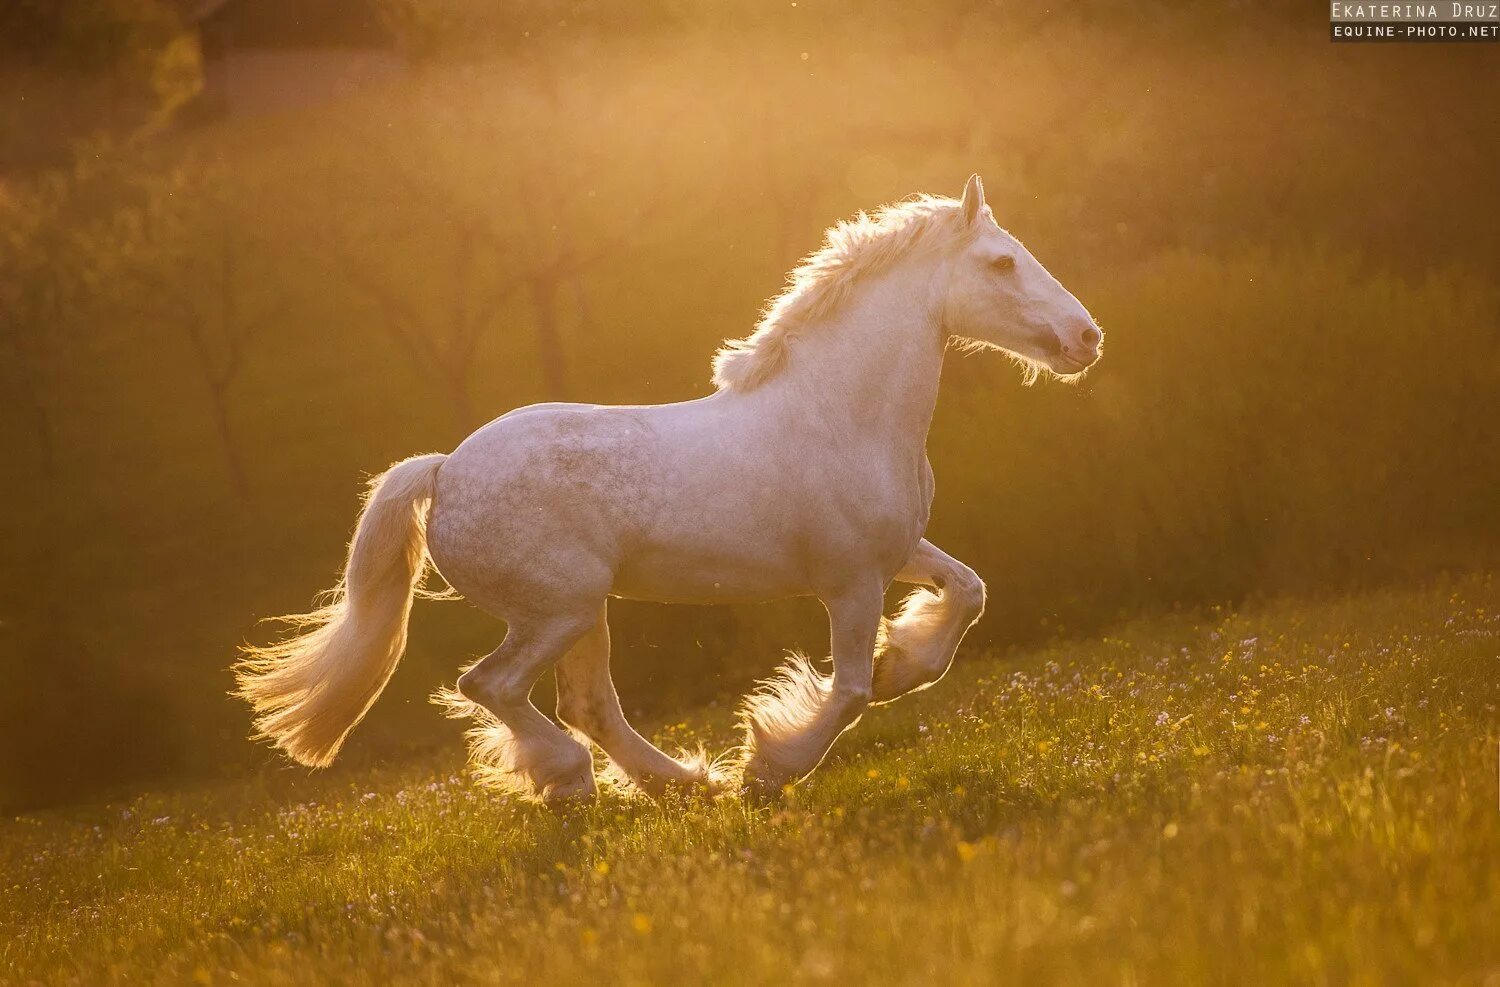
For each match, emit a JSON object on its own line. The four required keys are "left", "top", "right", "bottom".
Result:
{"left": 234, "top": 453, "right": 448, "bottom": 767}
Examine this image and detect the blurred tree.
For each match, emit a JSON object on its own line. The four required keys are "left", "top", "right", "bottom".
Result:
{"left": 0, "top": 0, "right": 181, "bottom": 73}
{"left": 321, "top": 172, "right": 649, "bottom": 416}
{"left": 312, "top": 112, "right": 657, "bottom": 420}
{"left": 0, "top": 0, "right": 199, "bottom": 172}
{"left": 109, "top": 161, "right": 288, "bottom": 495}
{"left": 0, "top": 152, "right": 191, "bottom": 809}
{"left": 316, "top": 175, "right": 526, "bottom": 427}
{"left": 0, "top": 167, "right": 99, "bottom": 477}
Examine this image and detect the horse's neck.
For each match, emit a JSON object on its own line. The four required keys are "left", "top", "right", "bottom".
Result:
{"left": 771, "top": 257, "right": 946, "bottom": 456}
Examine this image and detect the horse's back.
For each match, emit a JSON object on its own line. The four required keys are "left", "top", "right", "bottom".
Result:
{"left": 424, "top": 392, "right": 914, "bottom": 611}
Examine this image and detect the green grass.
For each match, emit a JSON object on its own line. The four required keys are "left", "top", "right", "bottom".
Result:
{"left": 3, "top": 576, "right": 1498, "bottom": 985}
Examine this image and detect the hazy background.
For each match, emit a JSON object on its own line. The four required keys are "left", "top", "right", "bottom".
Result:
{"left": 2, "top": 0, "right": 1497, "bottom": 810}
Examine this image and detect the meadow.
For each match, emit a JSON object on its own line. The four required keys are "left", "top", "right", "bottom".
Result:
{"left": 3, "top": 576, "right": 1496, "bottom": 984}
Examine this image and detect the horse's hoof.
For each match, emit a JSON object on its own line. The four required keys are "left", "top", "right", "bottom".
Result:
{"left": 541, "top": 770, "right": 598, "bottom": 809}
{"left": 740, "top": 759, "right": 793, "bottom": 801}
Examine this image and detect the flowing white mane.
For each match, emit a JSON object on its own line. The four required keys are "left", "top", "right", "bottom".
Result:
{"left": 711, "top": 195, "right": 966, "bottom": 391}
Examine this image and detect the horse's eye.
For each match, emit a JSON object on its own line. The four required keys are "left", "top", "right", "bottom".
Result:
{"left": 991, "top": 254, "right": 1016, "bottom": 272}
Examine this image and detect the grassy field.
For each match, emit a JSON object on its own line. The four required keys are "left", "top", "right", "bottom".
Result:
{"left": 3, "top": 576, "right": 1496, "bottom": 985}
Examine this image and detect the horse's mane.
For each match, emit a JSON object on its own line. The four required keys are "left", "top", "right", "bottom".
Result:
{"left": 711, "top": 194, "right": 965, "bottom": 392}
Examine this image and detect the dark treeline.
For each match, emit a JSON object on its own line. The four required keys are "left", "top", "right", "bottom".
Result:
{"left": 1, "top": 3, "right": 1497, "bottom": 809}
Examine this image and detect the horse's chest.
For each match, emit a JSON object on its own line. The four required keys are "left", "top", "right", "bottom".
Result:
{"left": 815, "top": 452, "right": 930, "bottom": 560}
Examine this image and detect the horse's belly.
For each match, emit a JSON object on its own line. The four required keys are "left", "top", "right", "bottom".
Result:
{"left": 611, "top": 545, "right": 809, "bottom": 605}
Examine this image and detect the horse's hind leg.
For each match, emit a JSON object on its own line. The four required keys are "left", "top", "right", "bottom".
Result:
{"left": 555, "top": 602, "right": 721, "bottom": 795}
{"left": 447, "top": 612, "right": 598, "bottom": 805}
{"left": 872, "top": 538, "right": 986, "bottom": 703}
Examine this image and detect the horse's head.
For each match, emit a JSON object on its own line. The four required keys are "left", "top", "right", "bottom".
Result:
{"left": 942, "top": 175, "right": 1102, "bottom": 379}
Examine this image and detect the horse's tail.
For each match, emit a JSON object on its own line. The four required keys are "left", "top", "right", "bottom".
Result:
{"left": 234, "top": 453, "right": 448, "bottom": 768}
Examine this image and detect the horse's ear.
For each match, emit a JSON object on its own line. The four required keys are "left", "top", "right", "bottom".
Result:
{"left": 961, "top": 174, "right": 986, "bottom": 225}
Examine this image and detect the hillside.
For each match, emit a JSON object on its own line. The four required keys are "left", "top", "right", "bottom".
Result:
{"left": 4, "top": 577, "right": 1497, "bottom": 984}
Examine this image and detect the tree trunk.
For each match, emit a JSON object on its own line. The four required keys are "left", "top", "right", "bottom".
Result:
{"left": 443, "top": 365, "right": 478, "bottom": 435}
{"left": 529, "top": 276, "right": 569, "bottom": 400}
{"left": 181, "top": 321, "right": 249, "bottom": 497}
{"left": 205, "top": 383, "right": 249, "bottom": 495}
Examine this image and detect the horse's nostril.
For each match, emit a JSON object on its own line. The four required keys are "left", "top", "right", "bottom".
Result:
{"left": 1081, "top": 325, "right": 1101, "bottom": 348}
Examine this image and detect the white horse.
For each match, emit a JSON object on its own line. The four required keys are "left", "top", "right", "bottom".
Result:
{"left": 236, "top": 175, "right": 1101, "bottom": 803}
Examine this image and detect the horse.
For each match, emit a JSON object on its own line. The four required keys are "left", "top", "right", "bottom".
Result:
{"left": 235, "top": 175, "right": 1102, "bottom": 804}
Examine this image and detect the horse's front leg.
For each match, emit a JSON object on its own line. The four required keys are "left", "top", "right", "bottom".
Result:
{"left": 739, "top": 581, "right": 884, "bottom": 795}
{"left": 872, "top": 538, "right": 986, "bottom": 703}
